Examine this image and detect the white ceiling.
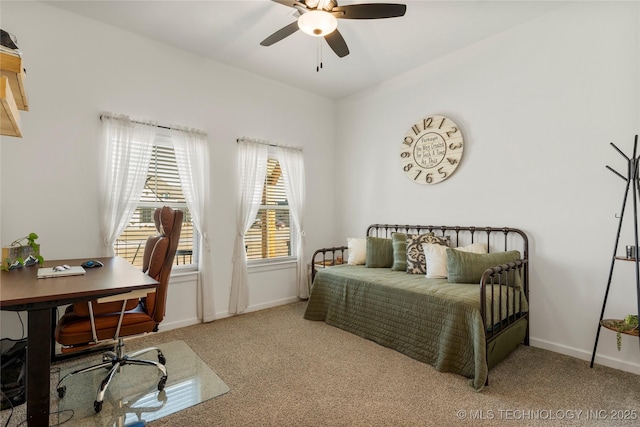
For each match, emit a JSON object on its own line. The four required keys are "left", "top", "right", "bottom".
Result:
{"left": 45, "top": 0, "right": 565, "bottom": 100}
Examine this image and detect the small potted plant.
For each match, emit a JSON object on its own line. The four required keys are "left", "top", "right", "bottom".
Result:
{"left": 1, "top": 232, "right": 44, "bottom": 271}
{"left": 615, "top": 314, "right": 639, "bottom": 351}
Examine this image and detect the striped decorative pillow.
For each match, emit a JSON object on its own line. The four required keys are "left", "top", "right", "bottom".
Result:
{"left": 391, "top": 233, "right": 407, "bottom": 271}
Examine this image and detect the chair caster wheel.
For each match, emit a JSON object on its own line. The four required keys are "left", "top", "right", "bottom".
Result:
{"left": 158, "top": 352, "right": 166, "bottom": 365}
{"left": 57, "top": 386, "right": 66, "bottom": 398}
{"left": 158, "top": 376, "right": 167, "bottom": 391}
{"left": 94, "top": 400, "right": 103, "bottom": 413}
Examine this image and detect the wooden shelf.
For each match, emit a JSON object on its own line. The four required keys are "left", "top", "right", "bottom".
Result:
{"left": 615, "top": 256, "right": 640, "bottom": 261}
{"left": 1, "top": 76, "right": 22, "bottom": 138}
{"left": 0, "top": 51, "right": 28, "bottom": 111}
{"left": 601, "top": 319, "right": 639, "bottom": 337}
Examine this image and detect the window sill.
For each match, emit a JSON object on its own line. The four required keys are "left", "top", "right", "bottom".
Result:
{"left": 248, "top": 258, "right": 297, "bottom": 273}
{"left": 170, "top": 265, "right": 198, "bottom": 278}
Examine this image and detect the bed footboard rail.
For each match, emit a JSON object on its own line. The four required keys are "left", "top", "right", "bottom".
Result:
{"left": 480, "top": 259, "right": 530, "bottom": 346}
{"left": 311, "top": 246, "right": 348, "bottom": 283}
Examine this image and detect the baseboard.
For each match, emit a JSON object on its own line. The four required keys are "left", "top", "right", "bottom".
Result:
{"left": 160, "top": 317, "right": 200, "bottom": 331}
{"left": 247, "top": 296, "right": 301, "bottom": 313}
{"left": 530, "top": 337, "right": 640, "bottom": 375}
{"left": 214, "top": 296, "right": 302, "bottom": 320}
{"left": 161, "top": 297, "right": 302, "bottom": 328}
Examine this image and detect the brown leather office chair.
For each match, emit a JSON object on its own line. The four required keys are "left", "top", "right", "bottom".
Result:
{"left": 54, "top": 206, "right": 183, "bottom": 413}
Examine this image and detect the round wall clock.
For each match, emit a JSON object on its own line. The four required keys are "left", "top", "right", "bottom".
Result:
{"left": 400, "top": 115, "right": 464, "bottom": 185}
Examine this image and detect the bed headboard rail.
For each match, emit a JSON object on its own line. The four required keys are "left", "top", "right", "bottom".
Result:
{"left": 366, "top": 224, "right": 528, "bottom": 258}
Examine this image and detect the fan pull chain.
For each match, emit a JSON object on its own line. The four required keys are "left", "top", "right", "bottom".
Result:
{"left": 316, "top": 38, "right": 323, "bottom": 72}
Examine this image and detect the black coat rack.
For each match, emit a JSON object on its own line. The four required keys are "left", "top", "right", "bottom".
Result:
{"left": 591, "top": 135, "right": 640, "bottom": 368}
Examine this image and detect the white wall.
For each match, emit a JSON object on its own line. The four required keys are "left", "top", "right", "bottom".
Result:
{"left": 335, "top": 1, "right": 640, "bottom": 373}
{"left": 0, "top": 1, "right": 339, "bottom": 335}
{"left": 2, "top": 0, "right": 639, "bottom": 377}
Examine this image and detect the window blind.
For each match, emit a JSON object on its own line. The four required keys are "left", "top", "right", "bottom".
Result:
{"left": 115, "top": 143, "right": 195, "bottom": 267}
{"left": 245, "top": 158, "right": 293, "bottom": 260}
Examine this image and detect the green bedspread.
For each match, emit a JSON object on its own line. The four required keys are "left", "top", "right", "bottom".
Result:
{"left": 303, "top": 264, "right": 528, "bottom": 391}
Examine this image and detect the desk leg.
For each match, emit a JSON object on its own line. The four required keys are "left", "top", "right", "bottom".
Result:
{"left": 51, "top": 309, "right": 57, "bottom": 362}
{"left": 27, "top": 308, "right": 52, "bottom": 426}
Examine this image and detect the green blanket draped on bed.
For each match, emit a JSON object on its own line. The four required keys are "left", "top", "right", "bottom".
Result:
{"left": 303, "top": 264, "right": 527, "bottom": 391}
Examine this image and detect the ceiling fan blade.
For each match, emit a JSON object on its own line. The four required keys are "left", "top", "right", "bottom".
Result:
{"left": 260, "top": 21, "right": 300, "bottom": 46}
{"left": 271, "top": 0, "right": 306, "bottom": 9}
{"left": 324, "top": 29, "right": 349, "bottom": 58}
{"left": 332, "top": 3, "right": 407, "bottom": 19}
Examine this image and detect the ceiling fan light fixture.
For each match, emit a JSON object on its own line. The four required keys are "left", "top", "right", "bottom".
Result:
{"left": 298, "top": 10, "right": 337, "bottom": 37}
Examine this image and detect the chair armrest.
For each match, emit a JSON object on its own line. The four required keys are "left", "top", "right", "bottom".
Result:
{"left": 97, "top": 288, "right": 156, "bottom": 304}
{"left": 81, "top": 288, "right": 156, "bottom": 344}
{"left": 72, "top": 298, "right": 140, "bottom": 317}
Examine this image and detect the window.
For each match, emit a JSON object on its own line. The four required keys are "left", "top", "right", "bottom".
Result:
{"left": 114, "top": 136, "right": 197, "bottom": 268}
{"left": 245, "top": 158, "right": 295, "bottom": 261}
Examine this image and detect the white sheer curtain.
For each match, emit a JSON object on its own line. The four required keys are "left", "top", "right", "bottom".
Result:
{"left": 275, "top": 147, "right": 308, "bottom": 298}
{"left": 99, "top": 113, "right": 156, "bottom": 256}
{"left": 172, "top": 127, "right": 215, "bottom": 322}
{"left": 229, "top": 139, "right": 268, "bottom": 314}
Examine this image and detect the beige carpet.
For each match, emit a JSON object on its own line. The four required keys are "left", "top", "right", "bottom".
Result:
{"left": 2, "top": 302, "right": 640, "bottom": 426}
{"left": 142, "top": 302, "right": 640, "bottom": 427}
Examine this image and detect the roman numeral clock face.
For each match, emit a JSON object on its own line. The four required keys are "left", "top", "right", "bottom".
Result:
{"left": 400, "top": 115, "right": 464, "bottom": 184}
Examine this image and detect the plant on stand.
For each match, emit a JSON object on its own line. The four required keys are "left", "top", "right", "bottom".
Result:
{"left": 1, "top": 232, "right": 44, "bottom": 271}
{"left": 615, "top": 314, "right": 639, "bottom": 350}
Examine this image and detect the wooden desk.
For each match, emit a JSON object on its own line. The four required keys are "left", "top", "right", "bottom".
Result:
{"left": 0, "top": 257, "right": 158, "bottom": 426}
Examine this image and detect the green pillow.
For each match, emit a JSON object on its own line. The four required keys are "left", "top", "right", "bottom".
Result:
{"left": 391, "top": 233, "right": 407, "bottom": 271}
{"left": 447, "top": 249, "right": 521, "bottom": 284}
{"left": 365, "top": 236, "right": 393, "bottom": 268}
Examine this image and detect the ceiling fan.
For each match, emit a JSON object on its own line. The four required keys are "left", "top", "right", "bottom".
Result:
{"left": 260, "top": 0, "right": 407, "bottom": 58}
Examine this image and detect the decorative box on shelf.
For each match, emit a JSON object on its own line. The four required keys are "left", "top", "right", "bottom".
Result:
{"left": 0, "top": 76, "right": 21, "bottom": 137}
{"left": 0, "top": 51, "right": 28, "bottom": 110}
{"left": 1, "top": 245, "right": 40, "bottom": 269}
{"left": 0, "top": 51, "right": 28, "bottom": 138}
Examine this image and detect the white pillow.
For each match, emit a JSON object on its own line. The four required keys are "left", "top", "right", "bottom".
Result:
{"left": 423, "top": 243, "right": 448, "bottom": 278}
{"left": 422, "top": 242, "right": 488, "bottom": 278}
{"left": 347, "top": 238, "right": 367, "bottom": 265}
{"left": 457, "top": 243, "right": 488, "bottom": 255}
